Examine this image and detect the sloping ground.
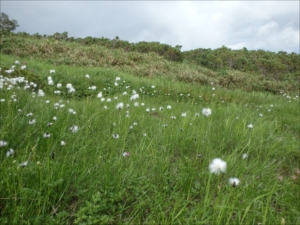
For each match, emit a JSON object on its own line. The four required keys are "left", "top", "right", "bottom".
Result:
{"left": 0, "top": 33, "right": 298, "bottom": 94}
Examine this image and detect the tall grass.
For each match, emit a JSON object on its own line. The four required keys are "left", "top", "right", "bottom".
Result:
{"left": 0, "top": 55, "right": 299, "bottom": 224}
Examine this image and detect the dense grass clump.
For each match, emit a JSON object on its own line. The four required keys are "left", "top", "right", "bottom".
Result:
{"left": 1, "top": 33, "right": 298, "bottom": 94}
{"left": 0, "top": 55, "right": 299, "bottom": 224}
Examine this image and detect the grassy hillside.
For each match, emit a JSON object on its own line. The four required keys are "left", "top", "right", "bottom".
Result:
{"left": 1, "top": 32, "right": 299, "bottom": 94}
{"left": 0, "top": 53, "right": 299, "bottom": 224}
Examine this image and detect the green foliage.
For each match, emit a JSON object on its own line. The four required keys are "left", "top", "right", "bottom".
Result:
{"left": 0, "top": 56, "right": 299, "bottom": 224}
{"left": 183, "top": 46, "right": 300, "bottom": 81}
{"left": 0, "top": 33, "right": 298, "bottom": 95}
{"left": 0, "top": 13, "right": 19, "bottom": 33}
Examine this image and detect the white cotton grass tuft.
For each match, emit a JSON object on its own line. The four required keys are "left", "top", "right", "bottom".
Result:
{"left": 6, "top": 148, "right": 14, "bottom": 157}
{"left": 116, "top": 102, "right": 124, "bottom": 110}
{"left": 209, "top": 158, "right": 227, "bottom": 175}
{"left": 247, "top": 124, "right": 253, "bottom": 129}
{"left": 202, "top": 108, "right": 212, "bottom": 117}
{"left": 0, "top": 140, "right": 8, "bottom": 147}
{"left": 28, "top": 119, "right": 36, "bottom": 125}
{"left": 38, "top": 89, "right": 45, "bottom": 97}
{"left": 122, "top": 152, "right": 130, "bottom": 157}
{"left": 242, "top": 153, "right": 248, "bottom": 159}
{"left": 20, "top": 161, "right": 28, "bottom": 167}
{"left": 70, "top": 125, "right": 79, "bottom": 133}
{"left": 60, "top": 141, "right": 66, "bottom": 146}
{"left": 112, "top": 134, "right": 119, "bottom": 139}
{"left": 229, "top": 178, "right": 240, "bottom": 187}
{"left": 43, "top": 133, "right": 51, "bottom": 138}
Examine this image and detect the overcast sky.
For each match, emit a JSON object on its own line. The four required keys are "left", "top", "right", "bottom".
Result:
{"left": 2, "top": 1, "right": 299, "bottom": 53}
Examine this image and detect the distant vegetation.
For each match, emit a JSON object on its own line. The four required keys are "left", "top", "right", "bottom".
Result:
{"left": 1, "top": 31, "right": 299, "bottom": 95}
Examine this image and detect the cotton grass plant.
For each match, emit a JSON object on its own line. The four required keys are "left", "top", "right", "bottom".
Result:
{"left": 0, "top": 55, "right": 299, "bottom": 224}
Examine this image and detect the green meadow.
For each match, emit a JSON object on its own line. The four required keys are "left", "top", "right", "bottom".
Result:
{"left": 0, "top": 35, "right": 299, "bottom": 225}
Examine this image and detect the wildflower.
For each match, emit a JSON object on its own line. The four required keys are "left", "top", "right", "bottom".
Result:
{"left": 259, "top": 113, "right": 263, "bottom": 117}
{"left": 48, "top": 76, "right": 54, "bottom": 85}
{"left": 291, "top": 175, "right": 298, "bottom": 180}
{"left": 68, "top": 87, "right": 76, "bottom": 93}
{"left": 163, "top": 124, "right": 168, "bottom": 127}
{"left": 88, "top": 86, "right": 96, "bottom": 90}
{"left": 104, "top": 106, "right": 107, "bottom": 109}
{"left": 229, "top": 178, "right": 240, "bottom": 187}
{"left": 68, "top": 108, "right": 76, "bottom": 114}
{"left": 202, "top": 108, "right": 212, "bottom": 117}
{"left": 167, "top": 105, "right": 171, "bottom": 109}
{"left": 0, "top": 140, "right": 8, "bottom": 147}
{"left": 181, "top": 112, "right": 187, "bottom": 117}
{"left": 114, "top": 82, "right": 118, "bottom": 86}
{"left": 6, "top": 148, "right": 14, "bottom": 157}
{"left": 159, "top": 107, "right": 164, "bottom": 111}
{"left": 116, "top": 77, "right": 121, "bottom": 81}
{"left": 171, "top": 116, "right": 176, "bottom": 119}
{"left": 60, "top": 140, "right": 66, "bottom": 146}
{"left": 143, "top": 133, "right": 147, "bottom": 137}
{"left": 107, "top": 98, "right": 111, "bottom": 102}
{"left": 247, "top": 124, "right": 253, "bottom": 129}
{"left": 195, "top": 113, "right": 200, "bottom": 116}
{"left": 277, "top": 175, "right": 284, "bottom": 181}
{"left": 38, "top": 89, "right": 45, "bottom": 97}
{"left": 146, "top": 108, "right": 150, "bottom": 112}
{"left": 20, "top": 161, "right": 28, "bottom": 167}
{"left": 126, "top": 104, "right": 130, "bottom": 108}
{"left": 21, "top": 65, "right": 26, "bottom": 70}
{"left": 112, "top": 134, "right": 119, "bottom": 139}
{"left": 151, "top": 85, "right": 155, "bottom": 88}
{"left": 130, "top": 93, "right": 139, "bottom": 101}
{"left": 15, "top": 60, "right": 20, "bottom": 64}
{"left": 0, "top": 99, "right": 5, "bottom": 102}
{"left": 57, "top": 83, "right": 62, "bottom": 88}
{"left": 47, "top": 122, "right": 53, "bottom": 127}
{"left": 141, "top": 103, "right": 145, "bottom": 106}
{"left": 70, "top": 125, "right": 79, "bottom": 133}
{"left": 122, "top": 152, "right": 130, "bottom": 157}
{"left": 43, "top": 133, "right": 51, "bottom": 138}
{"left": 53, "top": 116, "right": 57, "bottom": 121}
{"left": 26, "top": 112, "right": 33, "bottom": 117}
{"left": 85, "top": 74, "right": 90, "bottom": 79}
{"left": 50, "top": 69, "right": 55, "bottom": 74}
{"left": 29, "top": 119, "right": 36, "bottom": 125}
{"left": 242, "top": 153, "right": 248, "bottom": 159}
{"left": 209, "top": 158, "right": 227, "bottom": 175}
{"left": 66, "top": 83, "right": 73, "bottom": 89}
{"left": 134, "top": 102, "right": 139, "bottom": 107}
{"left": 54, "top": 90, "right": 61, "bottom": 94}
{"left": 116, "top": 102, "right": 124, "bottom": 110}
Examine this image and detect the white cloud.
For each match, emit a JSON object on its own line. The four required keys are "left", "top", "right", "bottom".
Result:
{"left": 2, "top": 1, "right": 299, "bottom": 53}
